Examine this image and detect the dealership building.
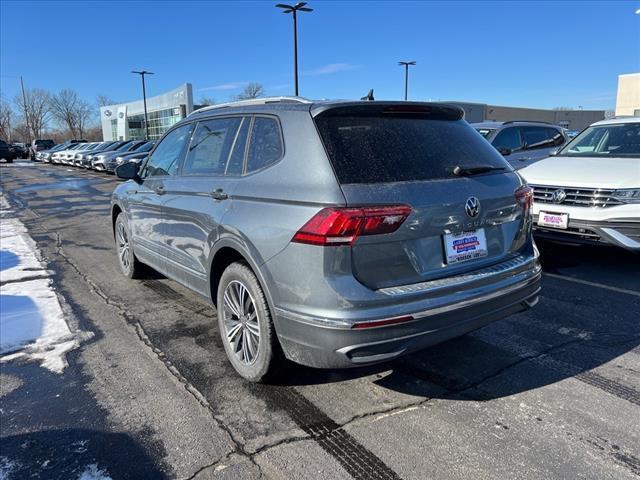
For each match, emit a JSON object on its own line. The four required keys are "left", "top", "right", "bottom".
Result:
{"left": 100, "top": 84, "right": 195, "bottom": 141}
{"left": 615, "top": 72, "right": 640, "bottom": 117}
{"left": 448, "top": 101, "right": 605, "bottom": 131}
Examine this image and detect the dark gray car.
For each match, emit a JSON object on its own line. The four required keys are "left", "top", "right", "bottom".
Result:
{"left": 472, "top": 121, "right": 567, "bottom": 169}
{"left": 112, "top": 98, "right": 541, "bottom": 381}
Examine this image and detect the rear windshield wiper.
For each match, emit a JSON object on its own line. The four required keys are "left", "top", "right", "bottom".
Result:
{"left": 452, "top": 165, "right": 506, "bottom": 176}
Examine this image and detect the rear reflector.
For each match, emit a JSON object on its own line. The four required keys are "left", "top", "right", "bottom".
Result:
{"left": 292, "top": 205, "right": 412, "bottom": 246}
{"left": 352, "top": 315, "right": 415, "bottom": 329}
{"left": 515, "top": 185, "right": 533, "bottom": 210}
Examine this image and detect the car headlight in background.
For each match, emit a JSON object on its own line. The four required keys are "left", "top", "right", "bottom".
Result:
{"left": 613, "top": 189, "right": 640, "bottom": 204}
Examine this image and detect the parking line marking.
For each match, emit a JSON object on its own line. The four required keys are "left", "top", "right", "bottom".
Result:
{"left": 543, "top": 272, "right": 640, "bottom": 298}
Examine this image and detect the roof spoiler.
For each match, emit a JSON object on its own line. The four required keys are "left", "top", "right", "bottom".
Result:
{"left": 311, "top": 102, "right": 464, "bottom": 120}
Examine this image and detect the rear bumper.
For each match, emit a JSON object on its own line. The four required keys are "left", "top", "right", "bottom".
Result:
{"left": 533, "top": 216, "right": 640, "bottom": 251}
{"left": 273, "top": 252, "right": 541, "bottom": 368}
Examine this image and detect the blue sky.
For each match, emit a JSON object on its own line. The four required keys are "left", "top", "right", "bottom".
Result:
{"left": 1, "top": 0, "right": 639, "bottom": 110}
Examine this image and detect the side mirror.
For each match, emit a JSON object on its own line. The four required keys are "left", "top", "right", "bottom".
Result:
{"left": 115, "top": 161, "right": 141, "bottom": 183}
{"left": 497, "top": 147, "right": 512, "bottom": 156}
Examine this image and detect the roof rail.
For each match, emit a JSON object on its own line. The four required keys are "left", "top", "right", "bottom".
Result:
{"left": 189, "top": 96, "right": 312, "bottom": 116}
{"left": 502, "top": 120, "right": 555, "bottom": 125}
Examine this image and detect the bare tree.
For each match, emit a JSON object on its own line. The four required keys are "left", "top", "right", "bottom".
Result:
{"left": 0, "top": 98, "right": 12, "bottom": 141}
{"left": 234, "top": 83, "right": 265, "bottom": 101}
{"left": 14, "top": 88, "right": 50, "bottom": 139}
{"left": 49, "top": 89, "right": 80, "bottom": 136}
{"left": 49, "top": 89, "right": 97, "bottom": 139}
{"left": 75, "top": 100, "right": 95, "bottom": 139}
{"left": 198, "top": 96, "right": 216, "bottom": 106}
{"left": 96, "top": 94, "right": 117, "bottom": 107}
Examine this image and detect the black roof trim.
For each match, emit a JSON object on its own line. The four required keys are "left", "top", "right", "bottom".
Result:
{"left": 310, "top": 101, "right": 464, "bottom": 120}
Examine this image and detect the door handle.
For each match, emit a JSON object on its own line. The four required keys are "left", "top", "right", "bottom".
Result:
{"left": 154, "top": 186, "right": 166, "bottom": 195}
{"left": 210, "top": 188, "right": 228, "bottom": 200}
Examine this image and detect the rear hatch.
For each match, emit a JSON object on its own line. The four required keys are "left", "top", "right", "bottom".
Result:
{"left": 313, "top": 103, "right": 530, "bottom": 290}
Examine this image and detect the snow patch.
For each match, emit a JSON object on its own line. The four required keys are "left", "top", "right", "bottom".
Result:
{"left": 0, "top": 193, "right": 79, "bottom": 372}
{"left": 0, "top": 457, "right": 18, "bottom": 480}
{"left": 77, "top": 464, "right": 112, "bottom": 480}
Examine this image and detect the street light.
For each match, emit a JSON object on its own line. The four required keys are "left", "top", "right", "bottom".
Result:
{"left": 131, "top": 70, "right": 154, "bottom": 140}
{"left": 398, "top": 61, "right": 416, "bottom": 101}
{"left": 275, "top": 2, "right": 313, "bottom": 96}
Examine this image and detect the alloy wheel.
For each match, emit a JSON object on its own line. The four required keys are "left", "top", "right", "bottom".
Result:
{"left": 222, "top": 280, "right": 261, "bottom": 365}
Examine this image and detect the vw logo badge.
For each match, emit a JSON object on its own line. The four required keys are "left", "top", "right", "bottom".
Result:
{"left": 104, "top": 109, "right": 112, "bottom": 117}
{"left": 551, "top": 189, "right": 566, "bottom": 204}
{"left": 465, "top": 197, "right": 480, "bottom": 218}
{"left": 118, "top": 112, "right": 125, "bottom": 119}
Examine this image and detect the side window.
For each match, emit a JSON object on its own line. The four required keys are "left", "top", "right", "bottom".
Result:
{"left": 547, "top": 127, "right": 565, "bottom": 146}
{"left": 492, "top": 127, "right": 522, "bottom": 151}
{"left": 141, "top": 123, "right": 193, "bottom": 178}
{"left": 246, "top": 117, "right": 283, "bottom": 173}
{"left": 522, "top": 127, "right": 550, "bottom": 150}
{"left": 183, "top": 117, "right": 242, "bottom": 175}
{"left": 225, "top": 117, "right": 250, "bottom": 176}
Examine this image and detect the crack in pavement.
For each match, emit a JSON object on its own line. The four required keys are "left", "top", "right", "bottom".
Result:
{"left": 50, "top": 232, "right": 268, "bottom": 478}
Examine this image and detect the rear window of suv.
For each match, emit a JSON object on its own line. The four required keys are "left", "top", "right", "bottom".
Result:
{"left": 315, "top": 115, "right": 508, "bottom": 184}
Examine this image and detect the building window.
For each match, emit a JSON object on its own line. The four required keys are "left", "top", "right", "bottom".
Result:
{"left": 127, "top": 105, "right": 185, "bottom": 140}
{"left": 111, "top": 119, "right": 118, "bottom": 141}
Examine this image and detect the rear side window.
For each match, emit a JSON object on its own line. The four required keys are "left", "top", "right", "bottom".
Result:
{"left": 183, "top": 117, "right": 242, "bottom": 175}
{"left": 521, "top": 126, "right": 550, "bottom": 149}
{"left": 315, "top": 116, "right": 508, "bottom": 184}
{"left": 493, "top": 127, "right": 523, "bottom": 151}
{"left": 246, "top": 117, "right": 283, "bottom": 173}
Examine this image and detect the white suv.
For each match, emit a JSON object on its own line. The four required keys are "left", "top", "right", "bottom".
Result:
{"left": 520, "top": 117, "right": 640, "bottom": 251}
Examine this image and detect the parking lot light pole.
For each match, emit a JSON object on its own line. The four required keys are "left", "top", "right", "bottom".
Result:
{"left": 276, "top": 2, "right": 313, "bottom": 96}
{"left": 131, "top": 70, "right": 154, "bottom": 140}
{"left": 398, "top": 61, "right": 416, "bottom": 101}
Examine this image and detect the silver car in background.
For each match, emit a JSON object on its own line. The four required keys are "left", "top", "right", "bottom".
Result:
{"left": 472, "top": 120, "right": 567, "bottom": 169}
{"left": 112, "top": 98, "right": 541, "bottom": 382}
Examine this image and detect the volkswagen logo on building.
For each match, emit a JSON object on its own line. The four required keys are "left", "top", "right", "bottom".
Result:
{"left": 118, "top": 112, "right": 125, "bottom": 119}
{"left": 465, "top": 197, "right": 481, "bottom": 218}
{"left": 104, "top": 109, "right": 112, "bottom": 117}
{"left": 551, "top": 189, "right": 567, "bottom": 204}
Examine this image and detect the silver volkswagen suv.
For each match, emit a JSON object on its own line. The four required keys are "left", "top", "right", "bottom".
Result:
{"left": 112, "top": 97, "right": 541, "bottom": 381}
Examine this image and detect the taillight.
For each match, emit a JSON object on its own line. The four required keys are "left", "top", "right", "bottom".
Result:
{"left": 292, "top": 205, "right": 412, "bottom": 246}
{"left": 515, "top": 185, "right": 533, "bottom": 210}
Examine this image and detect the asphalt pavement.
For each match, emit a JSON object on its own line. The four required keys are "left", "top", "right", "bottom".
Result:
{"left": 1, "top": 160, "right": 639, "bottom": 480}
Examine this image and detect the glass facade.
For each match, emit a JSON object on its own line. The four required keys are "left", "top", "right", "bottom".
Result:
{"left": 110, "top": 119, "right": 118, "bottom": 141}
{"left": 127, "top": 107, "right": 184, "bottom": 140}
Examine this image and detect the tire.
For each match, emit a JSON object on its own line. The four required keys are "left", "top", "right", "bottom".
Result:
{"left": 216, "top": 262, "right": 281, "bottom": 382}
{"left": 114, "top": 212, "right": 145, "bottom": 279}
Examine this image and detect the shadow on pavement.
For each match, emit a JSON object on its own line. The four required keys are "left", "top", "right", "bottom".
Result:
{"left": 0, "top": 429, "right": 166, "bottom": 479}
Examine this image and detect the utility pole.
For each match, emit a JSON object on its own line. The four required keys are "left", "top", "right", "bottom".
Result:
{"left": 19, "top": 76, "right": 31, "bottom": 144}
{"left": 131, "top": 70, "right": 154, "bottom": 140}
{"left": 398, "top": 61, "right": 416, "bottom": 101}
{"left": 276, "top": 2, "right": 313, "bottom": 96}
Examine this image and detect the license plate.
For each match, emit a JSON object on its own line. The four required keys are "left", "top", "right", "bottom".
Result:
{"left": 444, "top": 229, "right": 488, "bottom": 264}
{"left": 538, "top": 211, "right": 569, "bottom": 229}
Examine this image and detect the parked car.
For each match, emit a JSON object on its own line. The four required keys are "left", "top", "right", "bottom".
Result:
{"left": 10, "top": 143, "right": 30, "bottom": 159}
{"left": 0, "top": 139, "right": 16, "bottom": 162}
{"left": 90, "top": 140, "right": 143, "bottom": 170}
{"left": 38, "top": 140, "right": 86, "bottom": 162}
{"left": 94, "top": 140, "right": 150, "bottom": 172}
{"left": 60, "top": 142, "right": 101, "bottom": 165}
{"left": 51, "top": 143, "right": 89, "bottom": 164}
{"left": 472, "top": 121, "right": 567, "bottom": 169}
{"left": 520, "top": 116, "right": 640, "bottom": 251}
{"left": 112, "top": 97, "right": 541, "bottom": 381}
{"left": 72, "top": 141, "right": 120, "bottom": 167}
{"left": 114, "top": 141, "right": 156, "bottom": 168}
{"left": 81, "top": 141, "right": 130, "bottom": 168}
{"left": 30, "top": 139, "right": 55, "bottom": 159}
